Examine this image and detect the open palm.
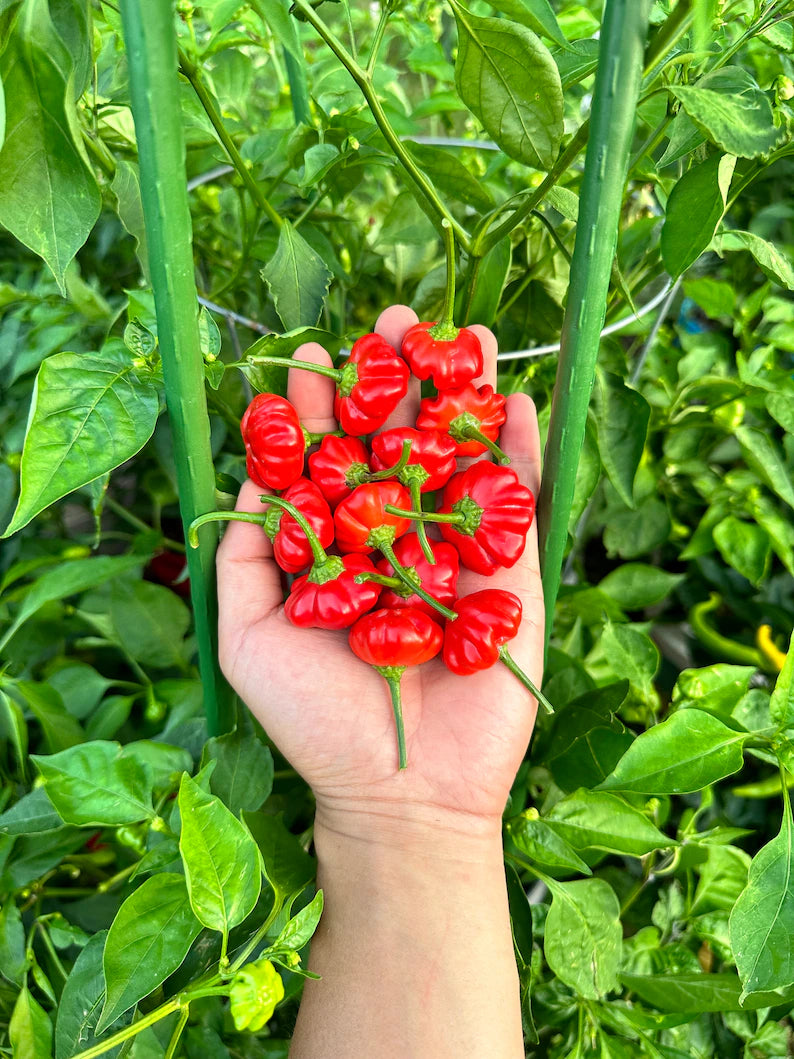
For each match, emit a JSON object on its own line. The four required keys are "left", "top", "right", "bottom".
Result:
{"left": 216, "top": 305, "right": 544, "bottom": 830}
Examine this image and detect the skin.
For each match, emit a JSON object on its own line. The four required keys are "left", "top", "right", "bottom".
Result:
{"left": 216, "top": 304, "right": 544, "bottom": 1058}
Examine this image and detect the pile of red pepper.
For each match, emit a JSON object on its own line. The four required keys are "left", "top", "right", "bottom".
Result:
{"left": 192, "top": 318, "right": 549, "bottom": 769}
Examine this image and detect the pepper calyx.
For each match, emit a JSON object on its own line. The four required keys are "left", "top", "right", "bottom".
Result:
{"left": 451, "top": 495, "right": 483, "bottom": 536}
{"left": 427, "top": 320, "right": 460, "bottom": 343}
{"left": 307, "top": 555, "right": 346, "bottom": 585}
{"left": 337, "top": 360, "right": 359, "bottom": 398}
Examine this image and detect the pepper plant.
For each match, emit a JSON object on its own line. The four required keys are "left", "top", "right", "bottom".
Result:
{"left": 1, "top": 0, "right": 794, "bottom": 1055}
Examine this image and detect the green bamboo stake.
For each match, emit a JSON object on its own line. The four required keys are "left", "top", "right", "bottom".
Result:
{"left": 538, "top": 0, "right": 652, "bottom": 648}
{"left": 121, "top": 0, "right": 233, "bottom": 734}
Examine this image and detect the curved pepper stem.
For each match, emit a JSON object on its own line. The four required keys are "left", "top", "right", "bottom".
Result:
{"left": 378, "top": 542, "right": 458, "bottom": 622}
{"left": 408, "top": 482, "right": 436, "bottom": 565}
{"left": 189, "top": 495, "right": 329, "bottom": 567}
{"left": 246, "top": 356, "right": 341, "bottom": 383}
{"left": 450, "top": 412, "right": 511, "bottom": 465}
{"left": 374, "top": 665, "right": 407, "bottom": 770}
{"left": 428, "top": 219, "right": 459, "bottom": 342}
{"left": 498, "top": 646, "right": 554, "bottom": 714}
{"left": 383, "top": 504, "right": 464, "bottom": 526}
{"left": 367, "top": 438, "right": 413, "bottom": 483}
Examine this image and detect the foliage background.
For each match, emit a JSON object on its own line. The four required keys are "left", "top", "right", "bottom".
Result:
{"left": 1, "top": 0, "right": 794, "bottom": 1055}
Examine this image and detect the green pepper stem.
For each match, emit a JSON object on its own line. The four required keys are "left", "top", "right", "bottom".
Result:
{"left": 354, "top": 570, "right": 403, "bottom": 589}
{"left": 383, "top": 504, "right": 464, "bottom": 525}
{"left": 375, "top": 665, "right": 408, "bottom": 769}
{"left": 189, "top": 496, "right": 328, "bottom": 567}
{"left": 409, "top": 481, "right": 437, "bottom": 564}
{"left": 498, "top": 647, "right": 554, "bottom": 714}
{"left": 378, "top": 542, "right": 458, "bottom": 622}
{"left": 463, "top": 427, "right": 511, "bottom": 466}
{"left": 368, "top": 439, "right": 413, "bottom": 482}
{"left": 247, "top": 355, "right": 341, "bottom": 382}
{"left": 428, "top": 219, "right": 459, "bottom": 341}
{"left": 304, "top": 427, "right": 345, "bottom": 445}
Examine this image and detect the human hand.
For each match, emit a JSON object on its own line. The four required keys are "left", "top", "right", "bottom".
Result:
{"left": 216, "top": 304, "right": 544, "bottom": 842}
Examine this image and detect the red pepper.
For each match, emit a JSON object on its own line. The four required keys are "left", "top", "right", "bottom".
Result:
{"left": 308, "top": 434, "right": 371, "bottom": 508}
{"left": 442, "top": 590, "right": 554, "bottom": 713}
{"left": 349, "top": 606, "right": 443, "bottom": 768}
{"left": 385, "top": 463, "right": 535, "bottom": 576}
{"left": 241, "top": 393, "right": 305, "bottom": 491}
{"left": 416, "top": 384, "right": 508, "bottom": 462}
{"left": 369, "top": 428, "right": 458, "bottom": 562}
{"left": 334, "top": 333, "right": 410, "bottom": 435}
{"left": 401, "top": 320, "right": 483, "bottom": 390}
{"left": 286, "top": 553, "right": 382, "bottom": 629}
{"left": 375, "top": 534, "right": 460, "bottom": 619}
{"left": 333, "top": 481, "right": 412, "bottom": 554}
{"left": 247, "top": 334, "right": 410, "bottom": 436}
{"left": 264, "top": 478, "right": 334, "bottom": 574}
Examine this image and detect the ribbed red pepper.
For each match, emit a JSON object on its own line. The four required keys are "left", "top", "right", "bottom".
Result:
{"left": 286, "top": 554, "right": 382, "bottom": 629}
{"left": 334, "top": 333, "right": 410, "bottom": 435}
{"left": 264, "top": 478, "right": 333, "bottom": 574}
{"left": 443, "top": 589, "right": 522, "bottom": 674}
{"left": 416, "top": 384, "right": 507, "bottom": 461}
{"left": 376, "top": 534, "right": 460, "bottom": 619}
{"left": 369, "top": 428, "right": 457, "bottom": 493}
{"left": 241, "top": 393, "right": 305, "bottom": 490}
{"left": 307, "top": 434, "right": 371, "bottom": 508}
{"left": 436, "top": 463, "right": 534, "bottom": 575}
{"left": 334, "top": 481, "right": 412, "bottom": 554}
{"left": 401, "top": 321, "right": 483, "bottom": 390}
{"left": 349, "top": 606, "right": 444, "bottom": 768}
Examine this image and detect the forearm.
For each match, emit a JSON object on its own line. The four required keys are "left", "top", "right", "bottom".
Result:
{"left": 290, "top": 805, "right": 523, "bottom": 1059}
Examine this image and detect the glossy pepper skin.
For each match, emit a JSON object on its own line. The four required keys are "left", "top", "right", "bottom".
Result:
{"left": 416, "top": 384, "right": 506, "bottom": 457}
{"left": 349, "top": 606, "right": 443, "bottom": 669}
{"left": 443, "top": 590, "right": 522, "bottom": 675}
{"left": 264, "top": 478, "right": 334, "bottom": 573}
{"left": 334, "top": 481, "right": 412, "bottom": 554}
{"left": 438, "top": 462, "right": 535, "bottom": 576}
{"left": 377, "top": 534, "right": 460, "bottom": 619}
{"left": 334, "top": 333, "right": 410, "bottom": 435}
{"left": 369, "top": 428, "right": 457, "bottom": 493}
{"left": 401, "top": 321, "right": 483, "bottom": 390}
{"left": 308, "top": 434, "right": 371, "bottom": 508}
{"left": 285, "top": 554, "right": 382, "bottom": 629}
{"left": 241, "top": 393, "right": 305, "bottom": 490}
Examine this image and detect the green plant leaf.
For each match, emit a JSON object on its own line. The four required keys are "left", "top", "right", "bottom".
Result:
{"left": 107, "top": 579, "right": 191, "bottom": 670}
{"left": 203, "top": 725, "right": 274, "bottom": 814}
{"left": 730, "top": 800, "right": 794, "bottom": 999}
{"left": 0, "top": 688, "right": 28, "bottom": 777}
{"left": 670, "top": 66, "right": 783, "bottom": 159}
{"left": 178, "top": 773, "right": 262, "bottom": 936}
{"left": 661, "top": 153, "right": 735, "bottom": 277}
{"left": 488, "top": 0, "right": 568, "bottom": 47}
{"left": 9, "top": 985, "right": 53, "bottom": 1059}
{"left": 713, "top": 515, "right": 770, "bottom": 585}
{"left": 691, "top": 844, "right": 750, "bottom": 914}
{"left": 461, "top": 236, "right": 511, "bottom": 328}
{"left": 736, "top": 426, "right": 794, "bottom": 511}
{"left": 771, "top": 633, "right": 794, "bottom": 729}
{"left": 0, "top": 0, "right": 100, "bottom": 293}
{"left": 546, "top": 683, "right": 634, "bottom": 792}
{"left": 260, "top": 223, "right": 332, "bottom": 330}
{"left": 672, "top": 664, "right": 756, "bottom": 716}
{"left": 600, "top": 622, "right": 659, "bottom": 690}
{"left": 448, "top": 0, "right": 563, "bottom": 168}
{"left": 598, "top": 710, "right": 747, "bottom": 794}
{"left": 598, "top": 565, "right": 683, "bottom": 610}
{"left": 2, "top": 349, "right": 160, "bottom": 537}
{"left": 620, "top": 972, "right": 794, "bottom": 1013}
{"left": 55, "top": 931, "right": 130, "bottom": 1059}
{"left": 0, "top": 554, "right": 145, "bottom": 651}
{"left": 714, "top": 230, "right": 794, "bottom": 290}
{"left": 96, "top": 874, "right": 202, "bottom": 1034}
{"left": 545, "top": 789, "right": 674, "bottom": 856}
{"left": 0, "top": 901, "right": 26, "bottom": 986}
{"left": 13, "top": 682, "right": 84, "bottom": 753}
{"left": 251, "top": 0, "right": 302, "bottom": 63}
{"left": 272, "top": 889, "right": 324, "bottom": 952}
{"left": 544, "top": 878, "right": 621, "bottom": 998}
{"left": 593, "top": 371, "right": 651, "bottom": 508}
{"left": 111, "top": 159, "right": 150, "bottom": 279}
{"left": 31, "top": 741, "right": 155, "bottom": 826}
{"left": 0, "top": 787, "right": 62, "bottom": 836}
{"left": 406, "top": 141, "right": 494, "bottom": 212}
{"left": 508, "top": 814, "right": 592, "bottom": 874}
{"left": 243, "top": 811, "right": 315, "bottom": 906}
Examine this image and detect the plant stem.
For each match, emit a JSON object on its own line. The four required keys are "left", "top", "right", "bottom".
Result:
{"left": 429, "top": 219, "right": 458, "bottom": 338}
{"left": 498, "top": 647, "right": 554, "bottom": 714}
{"left": 383, "top": 504, "right": 463, "bottom": 526}
{"left": 163, "top": 1006, "right": 189, "bottom": 1059}
{"left": 378, "top": 542, "right": 458, "bottom": 621}
{"left": 289, "top": 0, "right": 467, "bottom": 249}
{"left": 177, "top": 48, "right": 283, "bottom": 229}
{"left": 408, "top": 482, "right": 436, "bottom": 564}
{"left": 247, "top": 354, "right": 340, "bottom": 382}
{"left": 375, "top": 665, "right": 407, "bottom": 769}
{"left": 120, "top": 0, "right": 233, "bottom": 736}
{"left": 538, "top": 0, "right": 653, "bottom": 652}
{"left": 73, "top": 998, "right": 182, "bottom": 1059}
{"left": 190, "top": 496, "right": 329, "bottom": 567}
{"left": 230, "top": 895, "right": 285, "bottom": 972}
{"left": 366, "top": 1, "right": 392, "bottom": 77}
